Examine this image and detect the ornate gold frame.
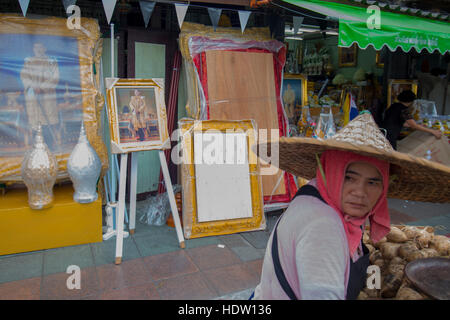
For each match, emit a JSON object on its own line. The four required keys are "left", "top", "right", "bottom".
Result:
{"left": 387, "top": 79, "right": 418, "bottom": 108}
{"left": 179, "top": 119, "right": 265, "bottom": 239}
{"left": 283, "top": 73, "right": 308, "bottom": 106}
{"left": 0, "top": 14, "right": 107, "bottom": 182}
{"left": 338, "top": 44, "right": 358, "bottom": 67}
{"left": 375, "top": 51, "right": 384, "bottom": 68}
{"left": 105, "top": 78, "right": 170, "bottom": 153}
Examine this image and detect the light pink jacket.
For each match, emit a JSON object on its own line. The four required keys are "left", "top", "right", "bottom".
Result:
{"left": 253, "top": 180, "right": 352, "bottom": 300}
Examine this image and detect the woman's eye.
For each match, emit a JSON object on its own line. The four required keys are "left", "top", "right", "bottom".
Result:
{"left": 368, "top": 180, "right": 381, "bottom": 187}
{"left": 345, "top": 175, "right": 353, "bottom": 181}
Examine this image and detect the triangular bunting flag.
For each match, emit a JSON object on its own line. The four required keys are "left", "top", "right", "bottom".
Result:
{"left": 293, "top": 16, "right": 304, "bottom": 35}
{"left": 139, "top": 1, "right": 156, "bottom": 28}
{"left": 18, "top": 0, "right": 30, "bottom": 17}
{"left": 102, "top": 0, "right": 117, "bottom": 24}
{"left": 62, "top": 0, "right": 77, "bottom": 12}
{"left": 207, "top": 8, "right": 222, "bottom": 32}
{"left": 174, "top": 3, "right": 189, "bottom": 30}
{"left": 238, "top": 10, "right": 251, "bottom": 34}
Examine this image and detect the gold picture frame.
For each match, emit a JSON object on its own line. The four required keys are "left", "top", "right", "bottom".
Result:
{"left": 387, "top": 79, "right": 418, "bottom": 108}
{"left": 0, "top": 14, "right": 107, "bottom": 182}
{"left": 375, "top": 51, "right": 385, "bottom": 68}
{"left": 105, "top": 78, "right": 170, "bottom": 153}
{"left": 282, "top": 74, "right": 308, "bottom": 124}
{"left": 338, "top": 44, "right": 358, "bottom": 67}
{"left": 179, "top": 119, "right": 265, "bottom": 239}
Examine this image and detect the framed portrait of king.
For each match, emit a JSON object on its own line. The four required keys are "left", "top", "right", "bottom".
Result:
{"left": 105, "top": 78, "right": 170, "bottom": 153}
{"left": 282, "top": 74, "right": 308, "bottom": 125}
{"left": 0, "top": 14, "right": 107, "bottom": 182}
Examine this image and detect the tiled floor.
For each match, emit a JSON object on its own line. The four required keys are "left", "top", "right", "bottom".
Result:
{"left": 0, "top": 199, "right": 449, "bottom": 300}
{"left": 0, "top": 212, "right": 278, "bottom": 300}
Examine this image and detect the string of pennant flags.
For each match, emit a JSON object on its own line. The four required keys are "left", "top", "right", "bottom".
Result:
{"left": 16, "top": 0, "right": 262, "bottom": 33}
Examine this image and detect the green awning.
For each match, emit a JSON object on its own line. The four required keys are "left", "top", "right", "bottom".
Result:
{"left": 284, "top": 0, "right": 450, "bottom": 54}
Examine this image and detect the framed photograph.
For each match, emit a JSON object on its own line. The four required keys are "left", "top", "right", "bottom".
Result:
{"left": 338, "top": 43, "right": 358, "bottom": 67}
{"left": 375, "top": 50, "right": 385, "bottom": 68}
{"left": 106, "top": 78, "right": 169, "bottom": 153}
{"left": 0, "top": 14, "right": 106, "bottom": 181}
{"left": 387, "top": 79, "right": 418, "bottom": 107}
{"left": 179, "top": 119, "right": 265, "bottom": 239}
{"left": 282, "top": 74, "right": 308, "bottom": 124}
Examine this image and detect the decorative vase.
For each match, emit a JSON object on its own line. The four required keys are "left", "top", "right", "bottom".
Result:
{"left": 21, "top": 125, "right": 58, "bottom": 210}
{"left": 67, "top": 122, "right": 101, "bottom": 203}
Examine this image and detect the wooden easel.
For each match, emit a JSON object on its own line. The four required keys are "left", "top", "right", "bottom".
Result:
{"left": 114, "top": 151, "right": 185, "bottom": 265}
{"left": 105, "top": 24, "right": 184, "bottom": 266}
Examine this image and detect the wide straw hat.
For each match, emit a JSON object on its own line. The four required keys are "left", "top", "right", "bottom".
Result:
{"left": 256, "top": 112, "right": 450, "bottom": 203}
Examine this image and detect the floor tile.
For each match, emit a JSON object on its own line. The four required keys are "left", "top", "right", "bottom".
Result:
{"left": 43, "top": 244, "right": 94, "bottom": 276}
{"left": 155, "top": 272, "right": 218, "bottom": 300}
{"left": 98, "top": 282, "right": 161, "bottom": 300}
{"left": 91, "top": 237, "right": 141, "bottom": 266}
{"left": 216, "top": 234, "right": 249, "bottom": 248}
{"left": 240, "top": 231, "right": 270, "bottom": 250}
{"left": 40, "top": 267, "right": 100, "bottom": 300}
{"left": 132, "top": 221, "right": 177, "bottom": 238}
{"left": 0, "top": 277, "right": 41, "bottom": 300}
{"left": 389, "top": 208, "right": 418, "bottom": 225}
{"left": 242, "top": 259, "right": 264, "bottom": 279}
{"left": 229, "top": 245, "right": 265, "bottom": 262}
{"left": 184, "top": 236, "right": 219, "bottom": 249}
{"left": 186, "top": 244, "right": 241, "bottom": 270}
{"left": 388, "top": 199, "right": 450, "bottom": 220}
{"left": 41, "top": 272, "right": 81, "bottom": 300}
{"left": 96, "top": 258, "right": 152, "bottom": 291}
{"left": 0, "top": 251, "right": 43, "bottom": 284}
{"left": 143, "top": 250, "right": 198, "bottom": 281}
{"left": 134, "top": 233, "right": 180, "bottom": 257}
{"left": 203, "top": 264, "right": 260, "bottom": 296}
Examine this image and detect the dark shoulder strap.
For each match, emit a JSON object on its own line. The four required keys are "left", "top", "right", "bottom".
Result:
{"left": 293, "top": 184, "right": 326, "bottom": 203}
{"left": 271, "top": 218, "right": 298, "bottom": 300}
{"left": 271, "top": 184, "right": 325, "bottom": 300}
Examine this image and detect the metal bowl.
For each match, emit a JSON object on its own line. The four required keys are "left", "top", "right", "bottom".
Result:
{"left": 405, "top": 257, "right": 450, "bottom": 300}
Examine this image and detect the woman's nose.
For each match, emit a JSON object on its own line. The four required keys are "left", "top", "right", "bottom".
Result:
{"left": 350, "top": 182, "right": 366, "bottom": 197}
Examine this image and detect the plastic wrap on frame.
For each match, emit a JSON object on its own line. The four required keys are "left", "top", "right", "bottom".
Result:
{"left": 0, "top": 14, "right": 108, "bottom": 182}
{"left": 178, "top": 118, "right": 266, "bottom": 239}
{"left": 179, "top": 22, "right": 286, "bottom": 122}
{"left": 178, "top": 23, "right": 297, "bottom": 205}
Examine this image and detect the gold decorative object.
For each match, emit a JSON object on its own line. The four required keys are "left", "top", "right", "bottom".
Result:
{"left": 105, "top": 78, "right": 170, "bottom": 154}
{"left": 338, "top": 43, "right": 358, "bottom": 67}
{"left": 387, "top": 79, "right": 418, "bottom": 108}
{"left": 179, "top": 119, "right": 265, "bottom": 239}
{"left": 0, "top": 14, "right": 108, "bottom": 182}
{"left": 21, "top": 125, "right": 58, "bottom": 210}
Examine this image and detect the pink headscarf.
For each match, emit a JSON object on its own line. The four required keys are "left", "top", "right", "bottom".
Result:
{"left": 315, "top": 150, "right": 391, "bottom": 256}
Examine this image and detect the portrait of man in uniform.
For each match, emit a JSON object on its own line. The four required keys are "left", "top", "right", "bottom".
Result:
{"left": 20, "top": 42, "right": 61, "bottom": 145}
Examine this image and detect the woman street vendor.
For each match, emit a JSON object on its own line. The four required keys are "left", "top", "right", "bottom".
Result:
{"left": 251, "top": 112, "right": 450, "bottom": 300}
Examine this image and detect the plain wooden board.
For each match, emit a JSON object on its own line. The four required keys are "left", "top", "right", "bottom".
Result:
{"left": 205, "top": 50, "right": 286, "bottom": 196}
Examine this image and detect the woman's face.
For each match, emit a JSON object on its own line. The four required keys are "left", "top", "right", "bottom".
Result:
{"left": 341, "top": 162, "right": 384, "bottom": 218}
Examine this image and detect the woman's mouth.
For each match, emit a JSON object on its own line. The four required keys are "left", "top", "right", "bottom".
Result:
{"left": 348, "top": 202, "right": 366, "bottom": 209}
